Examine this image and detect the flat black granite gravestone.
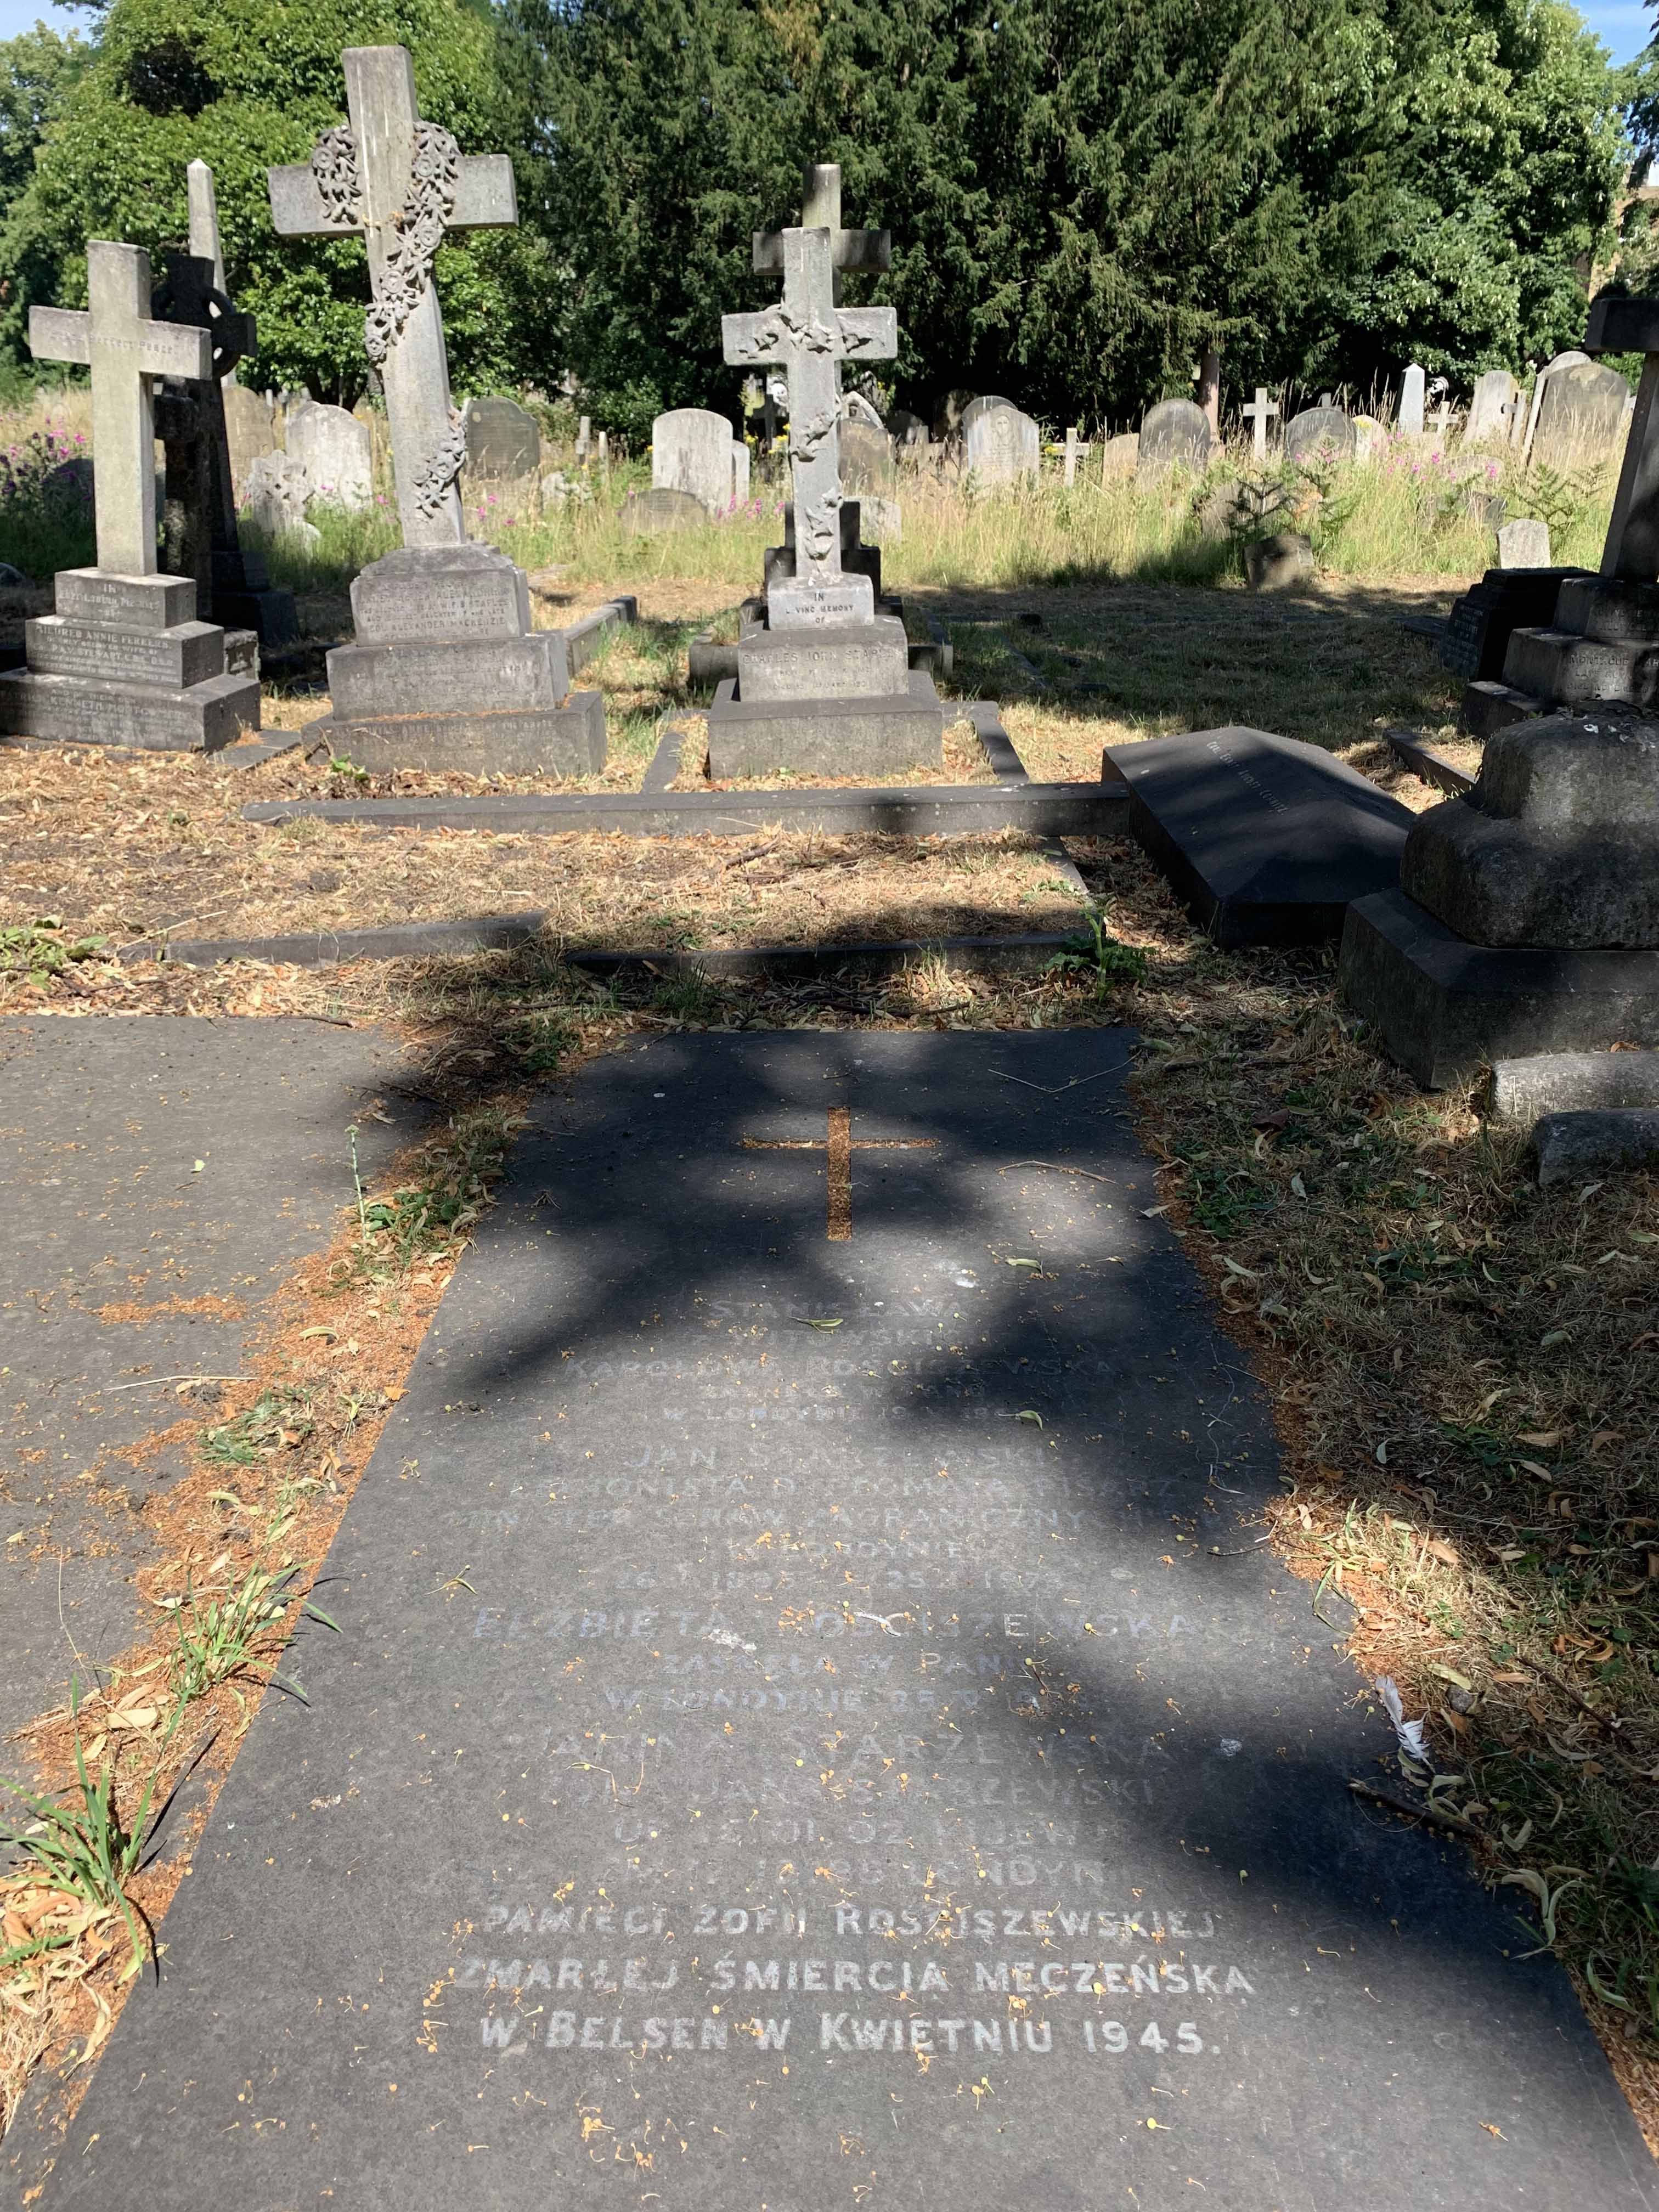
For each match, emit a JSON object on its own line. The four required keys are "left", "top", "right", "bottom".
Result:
{"left": 0, "top": 1018, "right": 430, "bottom": 1756}
{"left": 34, "top": 1034, "right": 1654, "bottom": 2210}
{"left": 1102, "top": 725, "right": 1415, "bottom": 946}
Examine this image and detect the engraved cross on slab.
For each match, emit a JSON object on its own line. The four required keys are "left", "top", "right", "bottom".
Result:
{"left": 743, "top": 1105, "right": 935, "bottom": 1240}
{"left": 267, "top": 43, "right": 517, "bottom": 549}
{"left": 29, "top": 242, "right": 213, "bottom": 578}
{"left": 723, "top": 224, "right": 895, "bottom": 627}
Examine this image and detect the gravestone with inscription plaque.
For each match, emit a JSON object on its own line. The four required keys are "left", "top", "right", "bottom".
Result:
{"left": 266, "top": 45, "right": 603, "bottom": 777}
{"left": 708, "top": 167, "right": 945, "bottom": 778}
{"left": 38, "top": 1031, "right": 1656, "bottom": 2212}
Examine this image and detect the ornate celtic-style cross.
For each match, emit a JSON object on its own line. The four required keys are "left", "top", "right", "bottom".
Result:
{"left": 29, "top": 242, "right": 213, "bottom": 577}
{"left": 743, "top": 1107, "right": 935, "bottom": 1242}
{"left": 723, "top": 225, "right": 895, "bottom": 613}
{"left": 267, "top": 44, "right": 517, "bottom": 547}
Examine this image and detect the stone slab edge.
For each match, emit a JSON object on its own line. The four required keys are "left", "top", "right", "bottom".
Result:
{"left": 561, "top": 595, "right": 637, "bottom": 675}
{"left": 240, "top": 779, "right": 1126, "bottom": 839}
{"left": 120, "top": 919, "right": 1080, "bottom": 975}
{"left": 1384, "top": 726, "right": 1475, "bottom": 795}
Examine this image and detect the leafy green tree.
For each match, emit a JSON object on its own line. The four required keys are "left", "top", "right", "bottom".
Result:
{"left": 505, "top": 0, "right": 1629, "bottom": 431}
{"left": 0, "top": 0, "right": 557, "bottom": 402}
{"left": 0, "top": 24, "right": 88, "bottom": 208}
{"left": 1313, "top": 0, "right": 1630, "bottom": 386}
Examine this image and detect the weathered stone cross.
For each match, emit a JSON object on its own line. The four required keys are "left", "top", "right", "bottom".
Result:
{"left": 267, "top": 44, "right": 517, "bottom": 548}
{"left": 723, "top": 227, "right": 896, "bottom": 613}
{"left": 743, "top": 1107, "right": 935, "bottom": 1242}
{"left": 752, "top": 164, "right": 890, "bottom": 299}
{"left": 1063, "top": 425, "right": 1091, "bottom": 486}
{"left": 30, "top": 241, "right": 213, "bottom": 577}
{"left": 1241, "top": 387, "right": 1279, "bottom": 461}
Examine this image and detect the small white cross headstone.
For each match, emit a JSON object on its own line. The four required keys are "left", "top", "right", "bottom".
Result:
{"left": 29, "top": 240, "right": 213, "bottom": 576}
{"left": 1240, "top": 387, "right": 1279, "bottom": 461}
{"left": 267, "top": 44, "right": 518, "bottom": 548}
{"left": 1063, "top": 425, "right": 1091, "bottom": 487}
{"left": 723, "top": 225, "right": 896, "bottom": 624}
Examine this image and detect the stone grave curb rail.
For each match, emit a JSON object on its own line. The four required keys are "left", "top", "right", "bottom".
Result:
{"left": 117, "top": 917, "right": 1082, "bottom": 975}
{"left": 240, "top": 778, "right": 1126, "bottom": 839}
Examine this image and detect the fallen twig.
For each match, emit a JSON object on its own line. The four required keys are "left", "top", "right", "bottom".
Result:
{"left": 1348, "top": 1779, "right": 1481, "bottom": 1837}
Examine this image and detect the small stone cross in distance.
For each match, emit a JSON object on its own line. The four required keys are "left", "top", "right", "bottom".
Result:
{"left": 29, "top": 243, "right": 213, "bottom": 577}
{"left": 1241, "top": 388, "right": 1279, "bottom": 462}
{"left": 743, "top": 1106, "right": 936, "bottom": 1240}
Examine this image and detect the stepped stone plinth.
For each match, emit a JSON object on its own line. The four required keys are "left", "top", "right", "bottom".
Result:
{"left": 1342, "top": 712, "right": 1659, "bottom": 1084}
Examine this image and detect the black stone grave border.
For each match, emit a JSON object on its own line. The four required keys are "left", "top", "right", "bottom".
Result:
{"left": 120, "top": 918, "right": 1082, "bottom": 975}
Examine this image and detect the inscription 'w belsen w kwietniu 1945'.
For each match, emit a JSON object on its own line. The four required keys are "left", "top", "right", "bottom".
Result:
{"left": 267, "top": 46, "right": 605, "bottom": 777}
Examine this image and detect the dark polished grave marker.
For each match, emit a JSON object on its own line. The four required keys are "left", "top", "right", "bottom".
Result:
{"left": 1102, "top": 724, "right": 1415, "bottom": 945}
{"left": 33, "top": 1034, "right": 1655, "bottom": 2210}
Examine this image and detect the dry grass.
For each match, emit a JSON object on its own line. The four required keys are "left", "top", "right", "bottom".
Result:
{"left": 0, "top": 736, "right": 1081, "bottom": 955}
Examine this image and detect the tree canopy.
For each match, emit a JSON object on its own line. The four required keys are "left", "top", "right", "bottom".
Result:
{"left": 0, "top": 0, "right": 554, "bottom": 402}
{"left": 0, "top": 0, "right": 1638, "bottom": 428}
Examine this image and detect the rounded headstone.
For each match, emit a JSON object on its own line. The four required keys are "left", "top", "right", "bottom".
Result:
{"left": 1532, "top": 362, "right": 1632, "bottom": 469}
{"left": 464, "top": 396, "right": 541, "bottom": 481}
{"left": 840, "top": 420, "right": 896, "bottom": 492}
{"left": 652, "top": 408, "right": 740, "bottom": 514}
{"left": 1283, "top": 404, "right": 1357, "bottom": 467}
{"left": 961, "top": 396, "right": 1041, "bottom": 483}
{"left": 1137, "top": 398, "right": 1213, "bottom": 474}
{"left": 285, "top": 401, "right": 372, "bottom": 510}
{"left": 622, "top": 486, "right": 709, "bottom": 534}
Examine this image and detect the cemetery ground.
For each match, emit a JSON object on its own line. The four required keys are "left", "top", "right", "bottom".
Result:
{"left": 4, "top": 488, "right": 1659, "bottom": 2175}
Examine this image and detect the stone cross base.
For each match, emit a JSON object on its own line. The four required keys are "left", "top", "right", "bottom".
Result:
{"left": 765, "top": 501, "right": 881, "bottom": 602}
{"left": 0, "top": 567, "right": 260, "bottom": 752}
{"left": 1341, "top": 713, "right": 1659, "bottom": 1084}
{"left": 1485, "top": 574, "right": 1659, "bottom": 730}
{"left": 1341, "top": 888, "right": 1659, "bottom": 1086}
{"left": 212, "top": 546, "right": 299, "bottom": 650}
{"left": 317, "top": 544, "right": 603, "bottom": 776}
{"left": 706, "top": 667, "right": 945, "bottom": 780}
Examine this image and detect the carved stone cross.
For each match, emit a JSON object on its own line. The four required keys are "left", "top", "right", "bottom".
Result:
{"left": 267, "top": 44, "right": 517, "bottom": 548}
{"left": 29, "top": 241, "right": 213, "bottom": 577}
{"left": 1241, "top": 387, "right": 1279, "bottom": 461}
{"left": 753, "top": 165, "right": 890, "bottom": 298}
{"left": 1063, "top": 425, "right": 1091, "bottom": 486}
{"left": 723, "top": 225, "right": 895, "bottom": 617}
{"left": 743, "top": 1106, "right": 935, "bottom": 1242}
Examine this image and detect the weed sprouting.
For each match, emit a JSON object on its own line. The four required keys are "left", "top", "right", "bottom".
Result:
{"left": 160, "top": 1564, "right": 337, "bottom": 1707}
{"left": 0, "top": 1680, "right": 174, "bottom": 1976}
